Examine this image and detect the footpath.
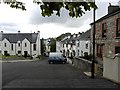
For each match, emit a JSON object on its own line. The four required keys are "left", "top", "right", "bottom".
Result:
{"left": 0, "top": 59, "right": 39, "bottom": 63}
{"left": 67, "top": 57, "right": 120, "bottom": 88}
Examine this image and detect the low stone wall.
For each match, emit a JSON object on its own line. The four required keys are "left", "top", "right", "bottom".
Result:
{"left": 72, "top": 57, "right": 92, "bottom": 72}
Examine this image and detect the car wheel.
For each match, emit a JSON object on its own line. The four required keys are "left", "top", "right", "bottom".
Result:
{"left": 50, "top": 61, "right": 53, "bottom": 64}
{"left": 62, "top": 61, "right": 65, "bottom": 64}
{"left": 64, "top": 61, "right": 66, "bottom": 64}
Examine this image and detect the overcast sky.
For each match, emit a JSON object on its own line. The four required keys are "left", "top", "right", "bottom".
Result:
{"left": 0, "top": 0, "right": 119, "bottom": 39}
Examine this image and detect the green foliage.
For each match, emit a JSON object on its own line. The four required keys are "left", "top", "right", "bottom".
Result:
{"left": 40, "top": 2, "right": 97, "bottom": 18}
{"left": 37, "top": 55, "right": 41, "bottom": 59}
{"left": 3, "top": 0, "right": 97, "bottom": 18}
{"left": 3, "top": 0, "right": 26, "bottom": 10}
{"left": 41, "top": 38, "right": 46, "bottom": 55}
{"left": 49, "top": 38, "right": 56, "bottom": 52}
{"left": 5, "top": 53, "right": 10, "bottom": 56}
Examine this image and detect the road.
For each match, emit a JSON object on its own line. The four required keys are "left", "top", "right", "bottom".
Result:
{"left": 2, "top": 58, "right": 120, "bottom": 89}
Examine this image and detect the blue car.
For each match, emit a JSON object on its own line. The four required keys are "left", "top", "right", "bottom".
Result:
{"left": 48, "top": 52, "right": 67, "bottom": 64}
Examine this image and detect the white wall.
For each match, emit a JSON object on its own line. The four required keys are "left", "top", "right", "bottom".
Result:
{"left": 75, "top": 40, "right": 90, "bottom": 57}
{"left": 16, "top": 41, "right": 22, "bottom": 55}
{"left": 10, "top": 43, "right": 16, "bottom": 55}
{"left": 22, "top": 38, "right": 30, "bottom": 55}
{"left": 56, "top": 41, "right": 61, "bottom": 52}
{"left": 36, "top": 32, "right": 41, "bottom": 56}
{"left": 1, "top": 39, "right": 11, "bottom": 55}
{"left": 1, "top": 33, "right": 41, "bottom": 57}
{"left": 103, "top": 55, "right": 120, "bottom": 83}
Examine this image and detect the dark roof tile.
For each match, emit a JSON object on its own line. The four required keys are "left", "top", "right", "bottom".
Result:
{"left": 2, "top": 33, "right": 38, "bottom": 43}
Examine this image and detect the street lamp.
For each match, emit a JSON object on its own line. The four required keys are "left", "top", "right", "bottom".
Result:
{"left": 91, "top": 0, "right": 96, "bottom": 78}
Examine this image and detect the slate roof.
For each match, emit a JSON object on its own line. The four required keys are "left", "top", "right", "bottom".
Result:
{"left": 90, "top": 7, "right": 120, "bottom": 25}
{"left": 61, "top": 35, "right": 77, "bottom": 45}
{"left": 2, "top": 33, "right": 38, "bottom": 43}
{"left": 76, "top": 29, "right": 91, "bottom": 40}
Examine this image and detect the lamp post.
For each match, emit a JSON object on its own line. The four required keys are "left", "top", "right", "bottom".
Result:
{"left": 91, "top": 0, "right": 96, "bottom": 78}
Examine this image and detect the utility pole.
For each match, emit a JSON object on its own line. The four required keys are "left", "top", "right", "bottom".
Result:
{"left": 91, "top": 0, "right": 96, "bottom": 78}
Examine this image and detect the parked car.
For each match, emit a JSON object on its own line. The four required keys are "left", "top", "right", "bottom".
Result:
{"left": 48, "top": 52, "right": 67, "bottom": 64}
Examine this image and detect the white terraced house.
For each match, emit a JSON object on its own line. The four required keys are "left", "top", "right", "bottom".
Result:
{"left": 0, "top": 31, "right": 41, "bottom": 58}
{"left": 75, "top": 29, "right": 91, "bottom": 57}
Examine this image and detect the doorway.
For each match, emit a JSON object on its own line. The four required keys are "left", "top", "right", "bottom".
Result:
{"left": 24, "top": 51, "right": 28, "bottom": 58}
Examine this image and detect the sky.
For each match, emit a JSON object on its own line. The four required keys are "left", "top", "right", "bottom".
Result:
{"left": 0, "top": 0, "right": 119, "bottom": 39}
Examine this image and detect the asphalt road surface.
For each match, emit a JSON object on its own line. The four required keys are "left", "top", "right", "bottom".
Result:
{"left": 2, "top": 58, "right": 120, "bottom": 89}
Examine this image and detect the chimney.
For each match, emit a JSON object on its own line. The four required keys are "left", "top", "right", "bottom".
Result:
{"left": 108, "top": 4, "right": 119, "bottom": 14}
{"left": 18, "top": 31, "right": 20, "bottom": 33}
{"left": 1, "top": 31, "right": 3, "bottom": 33}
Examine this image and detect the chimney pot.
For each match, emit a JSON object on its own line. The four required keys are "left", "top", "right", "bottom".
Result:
{"left": 18, "top": 31, "right": 20, "bottom": 33}
{"left": 108, "top": 5, "right": 119, "bottom": 14}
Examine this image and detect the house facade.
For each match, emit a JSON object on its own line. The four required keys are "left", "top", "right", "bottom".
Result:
{"left": 90, "top": 5, "right": 120, "bottom": 76}
{"left": 75, "top": 30, "right": 91, "bottom": 57}
{"left": 44, "top": 38, "right": 51, "bottom": 53}
{"left": 0, "top": 31, "right": 41, "bottom": 57}
{"left": 61, "top": 34, "right": 77, "bottom": 58}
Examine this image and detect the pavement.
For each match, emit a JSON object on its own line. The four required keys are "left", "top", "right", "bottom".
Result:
{"left": 0, "top": 58, "right": 40, "bottom": 63}
{"left": 2, "top": 58, "right": 120, "bottom": 89}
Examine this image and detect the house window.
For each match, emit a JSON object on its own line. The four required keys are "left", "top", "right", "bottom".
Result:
{"left": 78, "top": 50, "right": 79, "bottom": 56}
{"left": 81, "top": 50, "right": 83, "bottom": 56}
{"left": 25, "top": 43, "right": 27, "bottom": 47}
{"left": 115, "top": 47, "right": 120, "bottom": 54}
{"left": 66, "top": 44, "right": 68, "bottom": 47}
{"left": 102, "top": 23, "right": 107, "bottom": 37}
{"left": 73, "top": 50, "right": 75, "bottom": 56}
{"left": 85, "top": 43, "right": 88, "bottom": 49}
{"left": 70, "top": 44, "right": 72, "bottom": 48}
{"left": 116, "top": 18, "right": 120, "bottom": 37}
{"left": 4, "top": 51, "right": 8, "bottom": 56}
{"left": 11, "top": 44, "right": 13, "bottom": 50}
{"left": 63, "top": 44, "right": 64, "bottom": 48}
{"left": 18, "top": 43, "right": 20, "bottom": 47}
{"left": 77, "top": 42, "right": 79, "bottom": 47}
{"left": 97, "top": 44, "right": 103, "bottom": 58}
{"left": 33, "top": 44, "right": 36, "bottom": 51}
{"left": 18, "top": 51, "right": 21, "bottom": 54}
{"left": 4, "top": 43, "right": 6, "bottom": 47}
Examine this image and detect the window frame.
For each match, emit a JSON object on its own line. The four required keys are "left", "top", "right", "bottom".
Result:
{"left": 102, "top": 23, "right": 107, "bottom": 38}
{"left": 18, "top": 43, "right": 20, "bottom": 47}
{"left": 85, "top": 43, "right": 88, "bottom": 49}
{"left": 11, "top": 44, "right": 13, "bottom": 51}
{"left": 115, "top": 47, "right": 120, "bottom": 54}
{"left": 97, "top": 44, "right": 103, "bottom": 58}
{"left": 116, "top": 18, "right": 120, "bottom": 37}
{"left": 25, "top": 43, "right": 27, "bottom": 47}
{"left": 33, "top": 44, "right": 36, "bottom": 51}
{"left": 4, "top": 43, "right": 6, "bottom": 47}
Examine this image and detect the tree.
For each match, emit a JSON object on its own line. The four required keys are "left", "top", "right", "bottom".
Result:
{"left": 41, "top": 38, "right": 46, "bottom": 55}
{"left": 49, "top": 38, "right": 56, "bottom": 52}
{"left": 3, "top": 0, "right": 97, "bottom": 18}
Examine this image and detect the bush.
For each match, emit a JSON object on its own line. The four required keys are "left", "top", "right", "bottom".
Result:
{"left": 37, "top": 55, "right": 41, "bottom": 59}
{"left": 80, "top": 54, "right": 93, "bottom": 61}
{"left": 5, "top": 53, "right": 10, "bottom": 56}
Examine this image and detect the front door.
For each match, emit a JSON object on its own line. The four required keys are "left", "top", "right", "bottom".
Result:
{"left": 24, "top": 51, "right": 28, "bottom": 58}
{"left": 4, "top": 51, "right": 8, "bottom": 56}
